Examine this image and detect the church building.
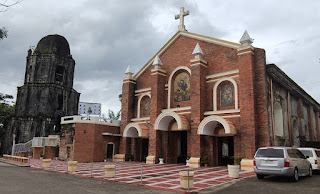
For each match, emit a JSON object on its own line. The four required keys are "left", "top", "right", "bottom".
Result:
{"left": 116, "top": 8, "right": 320, "bottom": 168}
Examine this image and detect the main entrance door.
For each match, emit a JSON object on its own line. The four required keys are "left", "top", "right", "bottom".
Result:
{"left": 141, "top": 138, "right": 149, "bottom": 162}
{"left": 217, "top": 137, "right": 234, "bottom": 166}
{"left": 177, "top": 131, "right": 188, "bottom": 163}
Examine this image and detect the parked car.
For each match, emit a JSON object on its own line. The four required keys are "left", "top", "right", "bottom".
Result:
{"left": 253, "top": 147, "right": 312, "bottom": 181}
{"left": 298, "top": 147, "right": 320, "bottom": 171}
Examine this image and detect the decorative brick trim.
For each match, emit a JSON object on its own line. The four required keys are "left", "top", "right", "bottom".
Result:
{"left": 151, "top": 72, "right": 166, "bottom": 77}
{"left": 131, "top": 117, "right": 150, "bottom": 122}
{"left": 135, "top": 88, "right": 151, "bottom": 94}
{"left": 204, "top": 109, "right": 240, "bottom": 115}
{"left": 206, "top": 69, "right": 239, "bottom": 80}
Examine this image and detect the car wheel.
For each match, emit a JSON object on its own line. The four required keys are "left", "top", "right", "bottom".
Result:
{"left": 257, "top": 174, "right": 264, "bottom": 179}
{"left": 308, "top": 166, "right": 313, "bottom": 177}
{"left": 292, "top": 168, "right": 299, "bottom": 182}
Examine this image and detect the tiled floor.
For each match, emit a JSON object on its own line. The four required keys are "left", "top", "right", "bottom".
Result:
{"left": 27, "top": 159, "right": 255, "bottom": 193}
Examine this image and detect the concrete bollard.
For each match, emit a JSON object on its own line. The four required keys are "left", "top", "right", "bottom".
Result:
{"left": 42, "top": 159, "right": 51, "bottom": 168}
{"left": 104, "top": 165, "right": 115, "bottom": 178}
{"left": 67, "top": 161, "right": 78, "bottom": 172}
{"left": 179, "top": 171, "right": 194, "bottom": 190}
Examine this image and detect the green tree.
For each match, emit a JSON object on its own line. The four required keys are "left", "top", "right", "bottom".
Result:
{"left": 108, "top": 109, "right": 121, "bottom": 120}
{"left": 87, "top": 107, "right": 92, "bottom": 115}
{"left": 0, "top": 94, "right": 15, "bottom": 147}
{"left": 1, "top": 0, "right": 25, "bottom": 39}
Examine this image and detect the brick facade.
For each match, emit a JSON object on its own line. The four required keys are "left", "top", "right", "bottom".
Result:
{"left": 58, "top": 122, "right": 120, "bottom": 163}
{"left": 118, "top": 30, "right": 320, "bottom": 167}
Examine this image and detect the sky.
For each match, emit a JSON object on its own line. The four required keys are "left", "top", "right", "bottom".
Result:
{"left": 1, "top": 0, "right": 320, "bottom": 116}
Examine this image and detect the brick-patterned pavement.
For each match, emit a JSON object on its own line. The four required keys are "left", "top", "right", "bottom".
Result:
{"left": 29, "top": 159, "right": 254, "bottom": 193}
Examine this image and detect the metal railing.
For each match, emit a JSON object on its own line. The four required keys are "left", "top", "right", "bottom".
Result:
{"left": 14, "top": 139, "right": 32, "bottom": 154}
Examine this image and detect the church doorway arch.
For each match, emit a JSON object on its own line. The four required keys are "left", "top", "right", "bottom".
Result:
{"left": 123, "top": 123, "right": 149, "bottom": 162}
{"left": 198, "top": 116, "right": 237, "bottom": 166}
{"left": 154, "top": 112, "right": 190, "bottom": 164}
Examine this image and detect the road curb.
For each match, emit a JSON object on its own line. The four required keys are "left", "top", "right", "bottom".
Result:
{"left": 0, "top": 158, "right": 30, "bottom": 167}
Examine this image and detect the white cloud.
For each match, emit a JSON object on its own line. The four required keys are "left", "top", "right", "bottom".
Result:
{"left": 1, "top": 0, "right": 320, "bottom": 116}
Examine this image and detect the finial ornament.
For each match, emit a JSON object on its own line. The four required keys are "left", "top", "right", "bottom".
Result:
{"left": 125, "top": 65, "right": 133, "bottom": 78}
{"left": 240, "top": 30, "right": 254, "bottom": 46}
{"left": 192, "top": 43, "right": 204, "bottom": 56}
{"left": 152, "top": 55, "right": 163, "bottom": 66}
{"left": 175, "top": 7, "right": 189, "bottom": 31}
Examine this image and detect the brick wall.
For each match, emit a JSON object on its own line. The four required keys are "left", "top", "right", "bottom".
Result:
{"left": 72, "top": 123, "right": 120, "bottom": 163}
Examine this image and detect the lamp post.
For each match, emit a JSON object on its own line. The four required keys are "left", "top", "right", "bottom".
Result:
{"left": 11, "top": 134, "right": 16, "bottom": 155}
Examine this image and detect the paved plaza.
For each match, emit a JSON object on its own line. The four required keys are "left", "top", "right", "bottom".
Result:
{"left": 28, "top": 159, "right": 255, "bottom": 193}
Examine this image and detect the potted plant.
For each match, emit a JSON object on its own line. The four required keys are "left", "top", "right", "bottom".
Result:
{"left": 201, "top": 156, "right": 209, "bottom": 167}
{"left": 228, "top": 156, "right": 242, "bottom": 178}
{"left": 104, "top": 152, "right": 107, "bottom": 162}
{"left": 159, "top": 151, "right": 164, "bottom": 164}
{"left": 186, "top": 155, "right": 190, "bottom": 166}
{"left": 39, "top": 149, "right": 44, "bottom": 160}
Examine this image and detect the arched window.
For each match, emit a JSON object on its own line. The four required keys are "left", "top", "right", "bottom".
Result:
{"left": 141, "top": 96, "right": 150, "bottom": 117}
{"left": 173, "top": 72, "right": 190, "bottom": 102}
{"left": 213, "top": 77, "right": 238, "bottom": 111}
{"left": 274, "top": 102, "right": 284, "bottom": 136}
{"left": 220, "top": 83, "right": 233, "bottom": 107}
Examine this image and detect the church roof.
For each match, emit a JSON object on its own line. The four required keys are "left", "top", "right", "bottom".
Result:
{"left": 134, "top": 30, "right": 241, "bottom": 79}
{"left": 34, "top": 34, "right": 71, "bottom": 57}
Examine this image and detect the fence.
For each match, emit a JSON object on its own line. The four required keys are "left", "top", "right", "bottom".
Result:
{"left": 14, "top": 139, "right": 32, "bottom": 155}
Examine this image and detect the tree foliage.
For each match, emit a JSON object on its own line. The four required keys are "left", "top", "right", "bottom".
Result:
{"left": 0, "top": 94, "right": 15, "bottom": 146}
{"left": 0, "top": 27, "right": 8, "bottom": 40}
{"left": 108, "top": 109, "right": 121, "bottom": 120}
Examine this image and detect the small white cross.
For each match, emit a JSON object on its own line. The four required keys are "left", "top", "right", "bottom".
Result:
{"left": 175, "top": 7, "right": 189, "bottom": 31}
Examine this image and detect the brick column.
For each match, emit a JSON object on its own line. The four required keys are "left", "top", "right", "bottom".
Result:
{"left": 118, "top": 72, "right": 136, "bottom": 160}
{"left": 238, "top": 44, "right": 257, "bottom": 159}
{"left": 147, "top": 61, "right": 166, "bottom": 164}
{"left": 189, "top": 48, "right": 207, "bottom": 167}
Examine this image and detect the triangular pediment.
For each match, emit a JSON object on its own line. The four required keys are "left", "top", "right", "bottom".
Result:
{"left": 134, "top": 31, "right": 241, "bottom": 79}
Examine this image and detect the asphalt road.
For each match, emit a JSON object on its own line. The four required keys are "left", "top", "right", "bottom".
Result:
{"left": 200, "top": 172, "right": 320, "bottom": 194}
{"left": 0, "top": 162, "right": 174, "bottom": 194}
{"left": 2, "top": 161, "right": 319, "bottom": 194}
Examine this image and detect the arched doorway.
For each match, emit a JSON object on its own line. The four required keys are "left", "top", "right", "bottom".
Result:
{"left": 154, "top": 111, "right": 190, "bottom": 164}
{"left": 198, "top": 116, "right": 237, "bottom": 166}
{"left": 123, "top": 123, "right": 149, "bottom": 162}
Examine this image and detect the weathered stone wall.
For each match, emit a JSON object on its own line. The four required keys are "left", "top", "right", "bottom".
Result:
{"left": 267, "top": 65, "right": 320, "bottom": 147}
{"left": 1, "top": 34, "right": 80, "bottom": 154}
{"left": 15, "top": 84, "right": 79, "bottom": 117}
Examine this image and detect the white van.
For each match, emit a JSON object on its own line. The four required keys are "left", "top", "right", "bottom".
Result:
{"left": 298, "top": 147, "right": 320, "bottom": 171}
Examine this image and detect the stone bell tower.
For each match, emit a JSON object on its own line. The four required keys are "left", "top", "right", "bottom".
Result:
{"left": 2, "top": 34, "right": 80, "bottom": 153}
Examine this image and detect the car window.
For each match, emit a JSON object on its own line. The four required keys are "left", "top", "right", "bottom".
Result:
{"left": 256, "top": 148, "right": 284, "bottom": 158}
{"left": 315, "top": 150, "right": 320, "bottom": 157}
{"left": 287, "top": 149, "right": 297, "bottom": 158}
{"left": 300, "top": 150, "right": 313, "bottom": 157}
{"left": 295, "top": 149, "right": 307, "bottom": 159}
